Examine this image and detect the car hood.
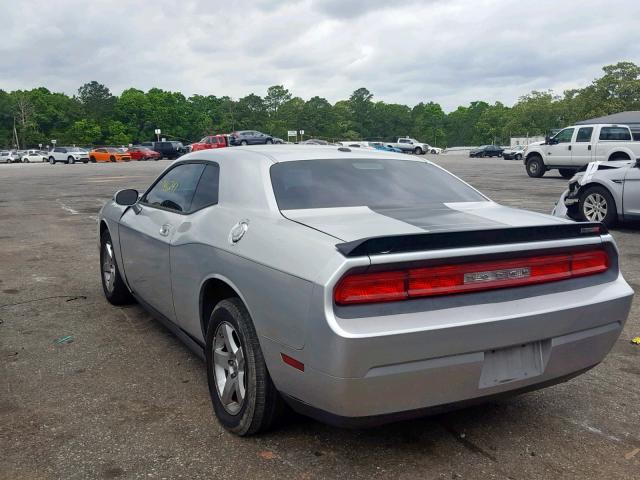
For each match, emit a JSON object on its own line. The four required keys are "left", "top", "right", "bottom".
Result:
{"left": 281, "top": 202, "right": 568, "bottom": 242}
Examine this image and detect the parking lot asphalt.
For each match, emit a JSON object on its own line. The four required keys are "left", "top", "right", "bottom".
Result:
{"left": 1, "top": 154, "right": 639, "bottom": 479}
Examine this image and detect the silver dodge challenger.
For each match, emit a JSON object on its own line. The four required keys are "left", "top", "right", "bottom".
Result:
{"left": 98, "top": 145, "right": 634, "bottom": 435}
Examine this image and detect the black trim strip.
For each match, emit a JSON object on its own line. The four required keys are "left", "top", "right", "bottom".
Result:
{"left": 134, "top": 294, "right": 205, "bottom": 360}
{"left": 336, "top": 222, "right": 607, "bottom": 257}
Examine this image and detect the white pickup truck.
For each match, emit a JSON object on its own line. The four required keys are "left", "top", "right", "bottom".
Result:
{"left": 387, "top": 137, "right": 441, "bottom": 155}
{"left": 524, "top": 124, "right": 640, "bottom": 178}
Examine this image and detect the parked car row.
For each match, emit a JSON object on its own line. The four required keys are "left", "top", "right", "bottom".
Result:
{"left": 1, "top": 149, "right": 49, "bottom": 163}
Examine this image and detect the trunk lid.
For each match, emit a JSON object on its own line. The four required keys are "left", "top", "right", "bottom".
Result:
{"left": 281, "top": 202, "right": 570, "bottom": 242}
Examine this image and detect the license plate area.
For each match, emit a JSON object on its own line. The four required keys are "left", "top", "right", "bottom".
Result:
{"left": 479, "top": 341, "right": 550, "bottom": 389}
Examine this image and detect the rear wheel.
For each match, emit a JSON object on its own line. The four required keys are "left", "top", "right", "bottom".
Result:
{"left": 49, "top": 156, "right": 55, "bottom": 164}
{"left": 559, "top": 168, "right": 575, "bottom": 179}
{"left": 90, "top": 156, "right": 96, "bottom": 163}
{"left": 205, "top": 298, "right": 284, "bottom": 436}
{"left": 67, "top": 156, "right": 75, "bottom": 164}
{"left": 414, "top": 147, "right": 423, "bottom": 155}
{"left": 110, "top": 155, "right": 116, "bottom": 162}
{"left": 100, "top": 230, "right": 135, "bottom": 305}
{"left": 526, "top": 155, "right": 545, "bottom": 178}
{"left": 240, "top": 140, "right": 248, "bottom": 146}
{"left": 515, "top": 153, "right": 522, "bottom": 160}
{"left": 579, "top": 186, "right": 617, "bottom": 227}
{"left": 265, "top": 139, "right": 273, "bottom": 144}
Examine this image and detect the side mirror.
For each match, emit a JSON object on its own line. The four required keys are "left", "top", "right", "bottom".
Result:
{"left": 115, "top": 189, "right": 139, "bottom": 206}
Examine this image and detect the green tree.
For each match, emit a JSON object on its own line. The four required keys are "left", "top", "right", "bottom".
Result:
{"left": 65, "top": 119, "right": 102, "bottom": 145}
{"left": 77, "top": 81, "right": 116, "bottom": 124}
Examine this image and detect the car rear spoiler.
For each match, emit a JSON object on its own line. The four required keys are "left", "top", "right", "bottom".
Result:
{"left": 335, "top": 222, "right": 606, "bottom": 257}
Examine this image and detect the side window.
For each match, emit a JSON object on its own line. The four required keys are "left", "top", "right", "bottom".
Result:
{"left": 555, "top": 128, "right": 574, "bottom": 143}
{"left": 599, "top": 127, "right": 631, "bottom": 141}
{"left": 190, "top": 164, "right": 220, "bottom": 212}
{"left": 144, "top": 163, "right": 205, "bottom": 212}
{"left": 576, "top": 127, "right": 593, "bottom": 142}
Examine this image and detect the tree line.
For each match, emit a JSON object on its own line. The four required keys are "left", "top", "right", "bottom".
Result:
{"left": 1, "top": 62, "right": 639, "bottom": 149}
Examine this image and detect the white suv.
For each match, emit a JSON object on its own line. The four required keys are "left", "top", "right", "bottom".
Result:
{"left": 48, "top": 147, "right": 90, "bottom": 164}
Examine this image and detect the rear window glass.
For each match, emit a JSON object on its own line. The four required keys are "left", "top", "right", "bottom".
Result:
{"left": 599, "top": 127, "right": 631, "bottom": 141}
{"left": 270, "top": 159, "right": 485, "bottom": 210}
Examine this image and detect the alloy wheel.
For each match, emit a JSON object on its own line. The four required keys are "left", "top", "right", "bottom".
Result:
{"left": 583, "top": 193, "right": 608, "bottom": 222}
{"left": 102, "top": 241, "right": 116, "bottom": 294}
{"left": 213, "top": 321, "right": 246, "bottom": 415}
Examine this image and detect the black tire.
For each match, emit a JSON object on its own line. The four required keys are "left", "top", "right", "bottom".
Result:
{"left": 515, "top": 153, "right": 522, "bottom": 160}
{"left": 90, "top": 156, "right": 96, "bottom": 163}
{"left": 205, "top": 298, "right": 284, "bottom": 436}
{"left": 578, "top": 185, "right": 617, "bottom": 227}
{"left": 49, "top": 156, "right": 55, "bottom": 165}
{"left": 414, "top": 147, "right": 423, "bottom": 155}
{"left": 83, "top": 160, "right": 88, "bottom": 164}
{"left": 265, "top": 138, "right": 273, "bottom": 144}
{"left": 240, "top": 140, "right": 248, "bottom": 146}
{"left": 100, "top": 230, "right": 135, "bottom": 305}
{"left": 110, "top": 156, "right": 116, "bottom": 162}
{"left": 559, "top": 168, "right": 575, "bottom": 179}
{"left": 526, "top": 155, "right": 545, "bottom": 178}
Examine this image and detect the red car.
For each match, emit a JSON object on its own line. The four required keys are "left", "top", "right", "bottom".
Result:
{"left": 127, "top": 146, "right": 161, "bottom": 161}
{"left": 190, "top": 135, "right": 228, "bottom": 152}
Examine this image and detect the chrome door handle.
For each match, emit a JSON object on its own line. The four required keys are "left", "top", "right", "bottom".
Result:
{"left": 159, "top": 224, "right": 171, "bottom": 237}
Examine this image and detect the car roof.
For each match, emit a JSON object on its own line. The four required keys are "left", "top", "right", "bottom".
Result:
{"left": 184, "top": 144, "right": 429, "bottom": 165}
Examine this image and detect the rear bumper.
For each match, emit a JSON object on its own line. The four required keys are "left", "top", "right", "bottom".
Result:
{"left": 264, "top": 273, "right": 633, "bottom": 421}
{"left": 288, "top": 320, "right": 624, "bottom": 419}
{"left": 282, "top": 366, "right": 593, "bottom": 428}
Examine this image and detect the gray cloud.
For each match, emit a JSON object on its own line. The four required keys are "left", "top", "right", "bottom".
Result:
{"left": 0, "top": 0, "right": 638, "bottom": 111}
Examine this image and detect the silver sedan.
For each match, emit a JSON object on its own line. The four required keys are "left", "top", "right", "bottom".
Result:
{"left": 553, "top": 159, "right": 640, "bottom": 227}
{"left": 99, "top": 146, "right": 634, "bottom": 435}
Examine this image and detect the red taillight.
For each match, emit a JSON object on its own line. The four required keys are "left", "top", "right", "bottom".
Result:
{"left": 334, "top": 249, "right": 609, "bottom": 305}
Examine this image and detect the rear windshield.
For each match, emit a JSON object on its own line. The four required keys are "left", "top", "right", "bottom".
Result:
{"left": 270, "top": 158, "right": 485, "bottom": 210}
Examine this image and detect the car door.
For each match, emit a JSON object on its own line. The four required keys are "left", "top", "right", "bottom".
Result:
{"left": 572, "top": 127, "right": 594, "bottom": 166}
{"left": 118, "top": 162, "right": 206, "bottom": 320}
{"left": 623, "top": 162, "right": 640, "bottom": 219}
{"left": 546, "top": 127, "right": 575, "bottom": 165}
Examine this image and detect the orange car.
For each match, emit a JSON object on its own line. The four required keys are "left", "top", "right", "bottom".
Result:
{"left": 89, "top": 147, "right": 132, "bottom": 162}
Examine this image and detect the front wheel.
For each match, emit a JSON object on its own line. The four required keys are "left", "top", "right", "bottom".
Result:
{"left": 515, "top": 153, "right": 522, "bottom": 160}
{"left": 240, "top": 140, "right": 248, "bottom": 146}
{"left": 414, "top": 147, "right": 423, "bottom": 155}
{"left": 265, "top": 138, "right": 273, "bottom": 144}
{"left": 67, "top": 156, "right": 75, "bottom": 164}
{"left": 525, "top": 156, "right": 545, "bottom": 178}
{"left": 579, "top": 186, "right": 617, "bottom": 227}
{"left": 90, "top": 156, "right": 96, "bottom": 163}
{"left": 206, "top": 298, "right": 284, "bottom": 436}
{"left": 100, "top": 231, "right": 135, "bottom": 305}
{"left": 49, "top": 156, "right": 55, "bottom": 165}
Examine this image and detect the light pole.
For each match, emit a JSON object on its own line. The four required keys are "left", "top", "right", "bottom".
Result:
{"left": 155, "top": 129, "right": 161, "bottom": 142}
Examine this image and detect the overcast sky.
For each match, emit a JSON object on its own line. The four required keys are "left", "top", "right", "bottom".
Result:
{"left": 1, "top": 0, "right": 639, "bottom": 111}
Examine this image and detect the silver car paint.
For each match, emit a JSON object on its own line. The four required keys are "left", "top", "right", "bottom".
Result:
{"left": 99, "top": 146, "right": 634, "bottom": 421}
{"left": 553, "top": 160, "right": 640, "bottom": 221}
